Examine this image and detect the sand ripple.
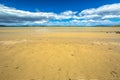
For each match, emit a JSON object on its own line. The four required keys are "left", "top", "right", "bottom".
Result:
{"left": 0, "top": 39, "right": 28, "bottom": 45}
{"left": 93, "top": 41, "right": 120, "bottom": 46}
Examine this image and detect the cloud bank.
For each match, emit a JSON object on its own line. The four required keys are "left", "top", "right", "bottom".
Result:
{"left": 0, "top": 3, "right": 120, "bottom": 26}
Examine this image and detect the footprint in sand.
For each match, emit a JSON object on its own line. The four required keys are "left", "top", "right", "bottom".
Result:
{"left": 71, "top": 54, "right": 74, "bottom": 56}
{"left": 108, "top": 48, "right": 112, "bottom": 50}
{"left": 58, "top": 68, "right": 61, "bottom": 71}
{"left": 15, "top": 66, "right": 20, "bottom": 69}
{"left": 69, "top": 78, "right": 72, "bottom": 80}
{"left": 30, "top": 79, "right": 35, "bottom": 80}
{"left": 110, "top": 71, "right": 118, "bottom": 78}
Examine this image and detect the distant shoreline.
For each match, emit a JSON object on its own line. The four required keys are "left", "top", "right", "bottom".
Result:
{"left": 0, "top": 26, "right": 120, "bottom": 27}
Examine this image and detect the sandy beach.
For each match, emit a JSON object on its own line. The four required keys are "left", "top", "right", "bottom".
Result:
{"left": 0, "top": 27, "right": 120, "bottom": 80}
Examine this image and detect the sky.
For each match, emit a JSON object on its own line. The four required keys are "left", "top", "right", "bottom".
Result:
{"left": 0, "top": 0, "right": 120, "bottom": 26}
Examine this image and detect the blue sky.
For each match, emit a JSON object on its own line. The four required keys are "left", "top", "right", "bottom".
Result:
{"left": 0, "top": 0, "right": 120, "bottom": 26}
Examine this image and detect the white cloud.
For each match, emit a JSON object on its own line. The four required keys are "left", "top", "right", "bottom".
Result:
{"left": 79, "top": 3, "right": 120, "bottom": 20}
{"left": 69, "top": 19, "right": 115, "bottom": 26}
{"left": 80, "top": 3, "right": 120, "bottom": 15}
{"left": 34, "top": 20, "right": 48, "bottom": 24}
{"left": 0, "top": 3, "right": 120, "bottom": 26}
{"left": 60, "top": 10, "right": 77, "bottom": 16}
{"left": 102, "top": 15, "right": 120, "bottom": 19}
{"left": 0, "top": 4, "right": 80, "bottom": 25}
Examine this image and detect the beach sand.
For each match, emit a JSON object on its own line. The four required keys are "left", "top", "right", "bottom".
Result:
{"left": 0, "top": 27, "right": 120, "bottom": 80}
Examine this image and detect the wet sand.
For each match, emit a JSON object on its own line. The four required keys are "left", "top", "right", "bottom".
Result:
{"left": 0, "top": 27, "right": 120, "bottom": 80}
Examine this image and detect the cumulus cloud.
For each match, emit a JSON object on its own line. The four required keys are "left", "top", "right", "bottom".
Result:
{"left": 0, "top": 4, "right": 56, "bottom": 25}
{"left": 0, "top": 3, "right": 120, "bottom": 26}
{"left": 79, "top": 3, "right": 120, "bottom": 20}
